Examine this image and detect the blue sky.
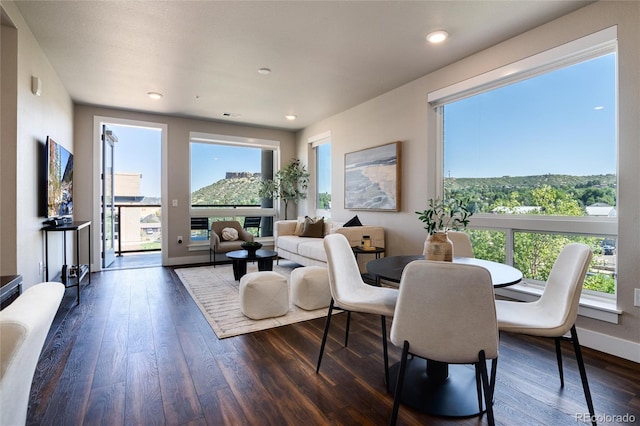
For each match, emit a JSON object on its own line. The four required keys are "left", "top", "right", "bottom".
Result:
{"left": 443, "top": 53, "right": 616, "bottom": 178}
{"left": 110, "top": 124, "right": 161, "bottom": 197}
{"left": 190, "top": 143, "right": 262, "bottom": 191}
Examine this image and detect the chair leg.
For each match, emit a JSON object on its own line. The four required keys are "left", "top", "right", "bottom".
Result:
{"left": 381, "top": 315, "right": 389, "bottom": 389}
{"left": 555, "top": 337, "right": 564, "bottom": 387}
{"left": 316, "top": 299, "right": 335, "bottom": 374}
{"left": 475, "top": 364, "right": 483, "bottom": 412}
{"left": 344, "top": 311, "right": 352, "bottom": 347}
{"left": 570, "top": 325, "right": 596, "bottom": 426}
{"left": 489, "top": 358, "right": 498, "bottom": 403}
{"left": 478, "top": 350, "right": 495, "bottom": 426}
{"left": 389, "top": 340, "right": 410, "bottom": 426}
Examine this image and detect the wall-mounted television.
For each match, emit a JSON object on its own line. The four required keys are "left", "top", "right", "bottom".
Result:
{"left": 46, "top": 136, "right": 73, "bottom": 218}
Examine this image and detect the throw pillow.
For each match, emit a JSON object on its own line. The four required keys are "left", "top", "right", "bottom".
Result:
{"left": 294, "top": 216, "right": 306, "bottom": 236}
{"left": 343, "top": 215, "right": 363, "bottom": 227}
{"left": 302, "top": 216, "right": 325, "bottom": 238}
{"left": 221, "top": 227, "right": 239, "bottom": 241}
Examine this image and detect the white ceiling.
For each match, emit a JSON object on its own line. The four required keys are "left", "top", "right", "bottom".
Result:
{"left": 13, "top": 0, "right": 591, "bottom": 131}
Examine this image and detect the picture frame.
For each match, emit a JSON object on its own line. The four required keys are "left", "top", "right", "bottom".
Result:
{"left": 344, "top": 141, "right": 401, "bottom": 211}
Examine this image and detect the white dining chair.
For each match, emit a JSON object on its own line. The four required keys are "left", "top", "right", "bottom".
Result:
{"left": 316, "top": 234, "right": 398, "bottom": 387}
{"left": 423, "top": 230, "right": 474, "bottom": 258}
{"left": 495, "top": 243, "right": 596, "bottom": 425}
{"left": 389, "top": 260, "right": 499, "bottom": 426}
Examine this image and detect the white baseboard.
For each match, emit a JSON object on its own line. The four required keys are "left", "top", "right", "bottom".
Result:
{"left": 577, "top": 327, "right": 640, "bottom": 363}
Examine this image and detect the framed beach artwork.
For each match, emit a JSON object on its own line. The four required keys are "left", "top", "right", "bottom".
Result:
{"left": 344, "top": 141, "right": 401, "bottom": 211}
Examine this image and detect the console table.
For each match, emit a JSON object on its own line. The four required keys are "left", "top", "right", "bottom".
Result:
{"left": 0, "top": 275, "right": 22, "bottom": 310}
{"left": 43, "top": 221, "right": 91, "bottom": 304}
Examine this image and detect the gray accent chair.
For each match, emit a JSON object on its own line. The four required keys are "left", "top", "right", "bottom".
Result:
{"left": 210, "top": 220, "right": 254, "bottom": 265}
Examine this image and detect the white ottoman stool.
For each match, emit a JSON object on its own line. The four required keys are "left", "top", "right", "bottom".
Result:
{"left": 240, "top": 271, "right": 289, "bottom": 320}
{"left": 290, "top": 266, "right": 331, "bottom": 310}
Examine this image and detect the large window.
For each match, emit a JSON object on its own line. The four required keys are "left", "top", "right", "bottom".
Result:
{"left": 315, "top": 142, "right": 331, "bottom": 216}
{"left": 310, "top": 132, "right": 332, "bottom": 218}
{"left": 432, "top": 28, "right": 618, "bottom": 296}
{"left": 189, "top": 132, "right": 279, "bottom": 240}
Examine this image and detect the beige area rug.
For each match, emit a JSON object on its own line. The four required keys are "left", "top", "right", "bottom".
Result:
{"left": 175, "top": 261, "right": 334, "bottom": 339}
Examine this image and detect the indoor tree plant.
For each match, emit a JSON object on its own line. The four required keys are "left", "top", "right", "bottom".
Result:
{"left": 259, "top": 159, "right": 310, "bottom": 220}
{"left": 416, "top": 197, "right": 473, "bottom": 261}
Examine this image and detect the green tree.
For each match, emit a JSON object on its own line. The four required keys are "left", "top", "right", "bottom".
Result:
{"left": 259, "top": 159, "right": 310, "bottom": 219}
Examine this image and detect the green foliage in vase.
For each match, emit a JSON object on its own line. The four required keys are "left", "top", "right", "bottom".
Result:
{"left": 416, "top": 197, "right": 473, "bottom": 235}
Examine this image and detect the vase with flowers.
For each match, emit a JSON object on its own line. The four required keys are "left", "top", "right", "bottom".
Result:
{"left": 416, "top": 197, "right": 473, "bottom": 261}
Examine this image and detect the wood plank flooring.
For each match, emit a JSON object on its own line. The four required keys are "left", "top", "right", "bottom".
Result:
{"left": 26, "top": 266, "right": 640, "bottom": 425}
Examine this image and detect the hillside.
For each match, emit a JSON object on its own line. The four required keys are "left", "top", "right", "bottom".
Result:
{"left": 191, "top": 176, "right": 261, "bottom": 206}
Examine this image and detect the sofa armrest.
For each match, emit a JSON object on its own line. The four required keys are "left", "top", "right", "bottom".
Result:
{"left": 275, "top": 220, "right": 297, "bottom": 240}
{"left": 238, "top": 228, "right": 254, "bottom": 243}
{"left": 333, "top": 226, "right": 385, "bottom": 248}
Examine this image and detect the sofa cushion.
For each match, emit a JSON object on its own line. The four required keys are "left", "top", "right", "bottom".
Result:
{"left": 298, "top": 240, "right": 328, "bottom": 262}
{"left": 277, "top": 235, "right": 306, "bottom": 253}
{"left": 302, "top": 216, "right": 325, "bottom": 237}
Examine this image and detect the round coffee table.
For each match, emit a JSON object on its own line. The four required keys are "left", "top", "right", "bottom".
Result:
{"left": 226, "top": 249, "right": 279, "bottom": 281}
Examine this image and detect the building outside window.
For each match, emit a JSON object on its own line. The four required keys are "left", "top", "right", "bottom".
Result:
{"left": 432, "top": 28, "right": 618, "bottom": 296}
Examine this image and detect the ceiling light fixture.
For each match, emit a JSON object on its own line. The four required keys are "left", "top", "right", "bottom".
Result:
{"left": 147, "top": 92, "right": 163, "bottom": 99}
{"left": 426, "top": 30, "right": 448, "bottom": 44}
{"left": 258, "top": 67, "right": 272, "bottom": 75}
{"left": 285, "top": 115, "right": 297, "bottom": 121}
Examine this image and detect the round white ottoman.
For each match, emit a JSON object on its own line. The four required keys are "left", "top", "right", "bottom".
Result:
{"left": 290, "top": 266, "right": 331, "bottom": 310}
{"left": 240, "top": 271, "right": 289, "bottom": 320}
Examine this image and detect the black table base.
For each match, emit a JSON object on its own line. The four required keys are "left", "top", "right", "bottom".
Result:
{"left": 388, "top": 358, "right": 486, "bottom": 418}
{"left": 231, "top": 258, "right": 275, "bottom": 281}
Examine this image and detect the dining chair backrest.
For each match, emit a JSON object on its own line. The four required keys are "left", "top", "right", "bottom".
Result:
{"left": 323, "top": 234, "right": 368, "bottom": 304}
{"left": 448, "top": 231, "right": 474, "bottom": 258}
{"left": 535, "top": 243, "right": 592, "bottom": 335}
{"left": 422, "top": 231, "right": 474, "bottom": 258}
{"left": 390, "top": 260, "right": 498, "bottom": 364}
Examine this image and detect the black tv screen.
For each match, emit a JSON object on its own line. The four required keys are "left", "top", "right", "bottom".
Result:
{"left": 47, "top": 137, "right": 73, "bottom": 218}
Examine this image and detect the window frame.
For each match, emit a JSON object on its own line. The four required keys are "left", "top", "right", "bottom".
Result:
{"left": 308, "top": 131, "right": 332, "bottom": 218}
{"left": 429, "top": 27, "right": 620, "bottom": 319}
{"left": 188, "top": 131, "right": 280, "bottom": 229}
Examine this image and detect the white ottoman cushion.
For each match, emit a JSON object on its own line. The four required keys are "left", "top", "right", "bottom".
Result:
{"left": 240, "top": 271, "right": 289, "bottom": 319}
{"left": 290, "top": 266, "right": 331, "bottom": 310}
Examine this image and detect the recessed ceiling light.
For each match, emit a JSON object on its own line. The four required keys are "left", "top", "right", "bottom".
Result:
{"left": 258, "top": 67, "right": 272, "bottom": 75}
{"left": 426, "top": 30, "right": 448, "bottom": 44}
{"left": 285, "top": 115, "right": 297, "bottom": 121}
{"left": 147, "top": 92, "right": 163, "bottom": 99}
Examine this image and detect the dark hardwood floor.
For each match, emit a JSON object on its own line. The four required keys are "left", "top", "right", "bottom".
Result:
{"left": 27, "top": 266, "right": 640, "bottom": 425}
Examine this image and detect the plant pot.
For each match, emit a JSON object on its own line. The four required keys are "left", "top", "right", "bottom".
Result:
{"left": 241, "top": 242, "right": 263, "bottom": 256}
{"left": 424, "top": 231, "right": 453, "bottom": 262}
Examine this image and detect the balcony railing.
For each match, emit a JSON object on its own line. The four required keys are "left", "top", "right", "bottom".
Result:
{"left": 113, "top": 203, "right": 274, "bottom": 255}
{"left": 115, "top": 204, "right": 161, "bottom": 255}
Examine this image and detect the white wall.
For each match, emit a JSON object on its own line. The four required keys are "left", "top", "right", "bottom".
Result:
{"left": 1, "top": 1, "right": 73, "bottom": 289}
{"left": 297, "top": 1, "right": 640, "bottom": 353}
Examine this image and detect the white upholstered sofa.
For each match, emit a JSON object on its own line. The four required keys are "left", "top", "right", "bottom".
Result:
{"left": 274, "top": 219, "right": 385, "bottom": 270}
{"left": 0, "top": 282, "right": 64, "bottom": 426}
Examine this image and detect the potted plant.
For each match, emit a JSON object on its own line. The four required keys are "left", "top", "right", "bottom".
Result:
{"left": 259, "top": 159, "right": 310, "bottom": 220}
{"left": 241, "top": 241, "right": 263, "bottom": 256}
{"left": 416, "top": 197, "right": 473, "bottom": 261}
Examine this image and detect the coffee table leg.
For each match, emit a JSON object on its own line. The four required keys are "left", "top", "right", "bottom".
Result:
{"left": 257, "top": 259, "right": 274, "bottom": 272}
{"left": 233, "top": 260, "right": 247, "bottom": 280}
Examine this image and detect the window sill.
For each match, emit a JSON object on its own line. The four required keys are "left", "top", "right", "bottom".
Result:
{"left": 495, "top": 280, "right": 621, "bottom": 324}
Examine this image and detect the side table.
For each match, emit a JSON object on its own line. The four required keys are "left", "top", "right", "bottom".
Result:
{"left": 0, "top": 275, "right": 22, "bottom": 310}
